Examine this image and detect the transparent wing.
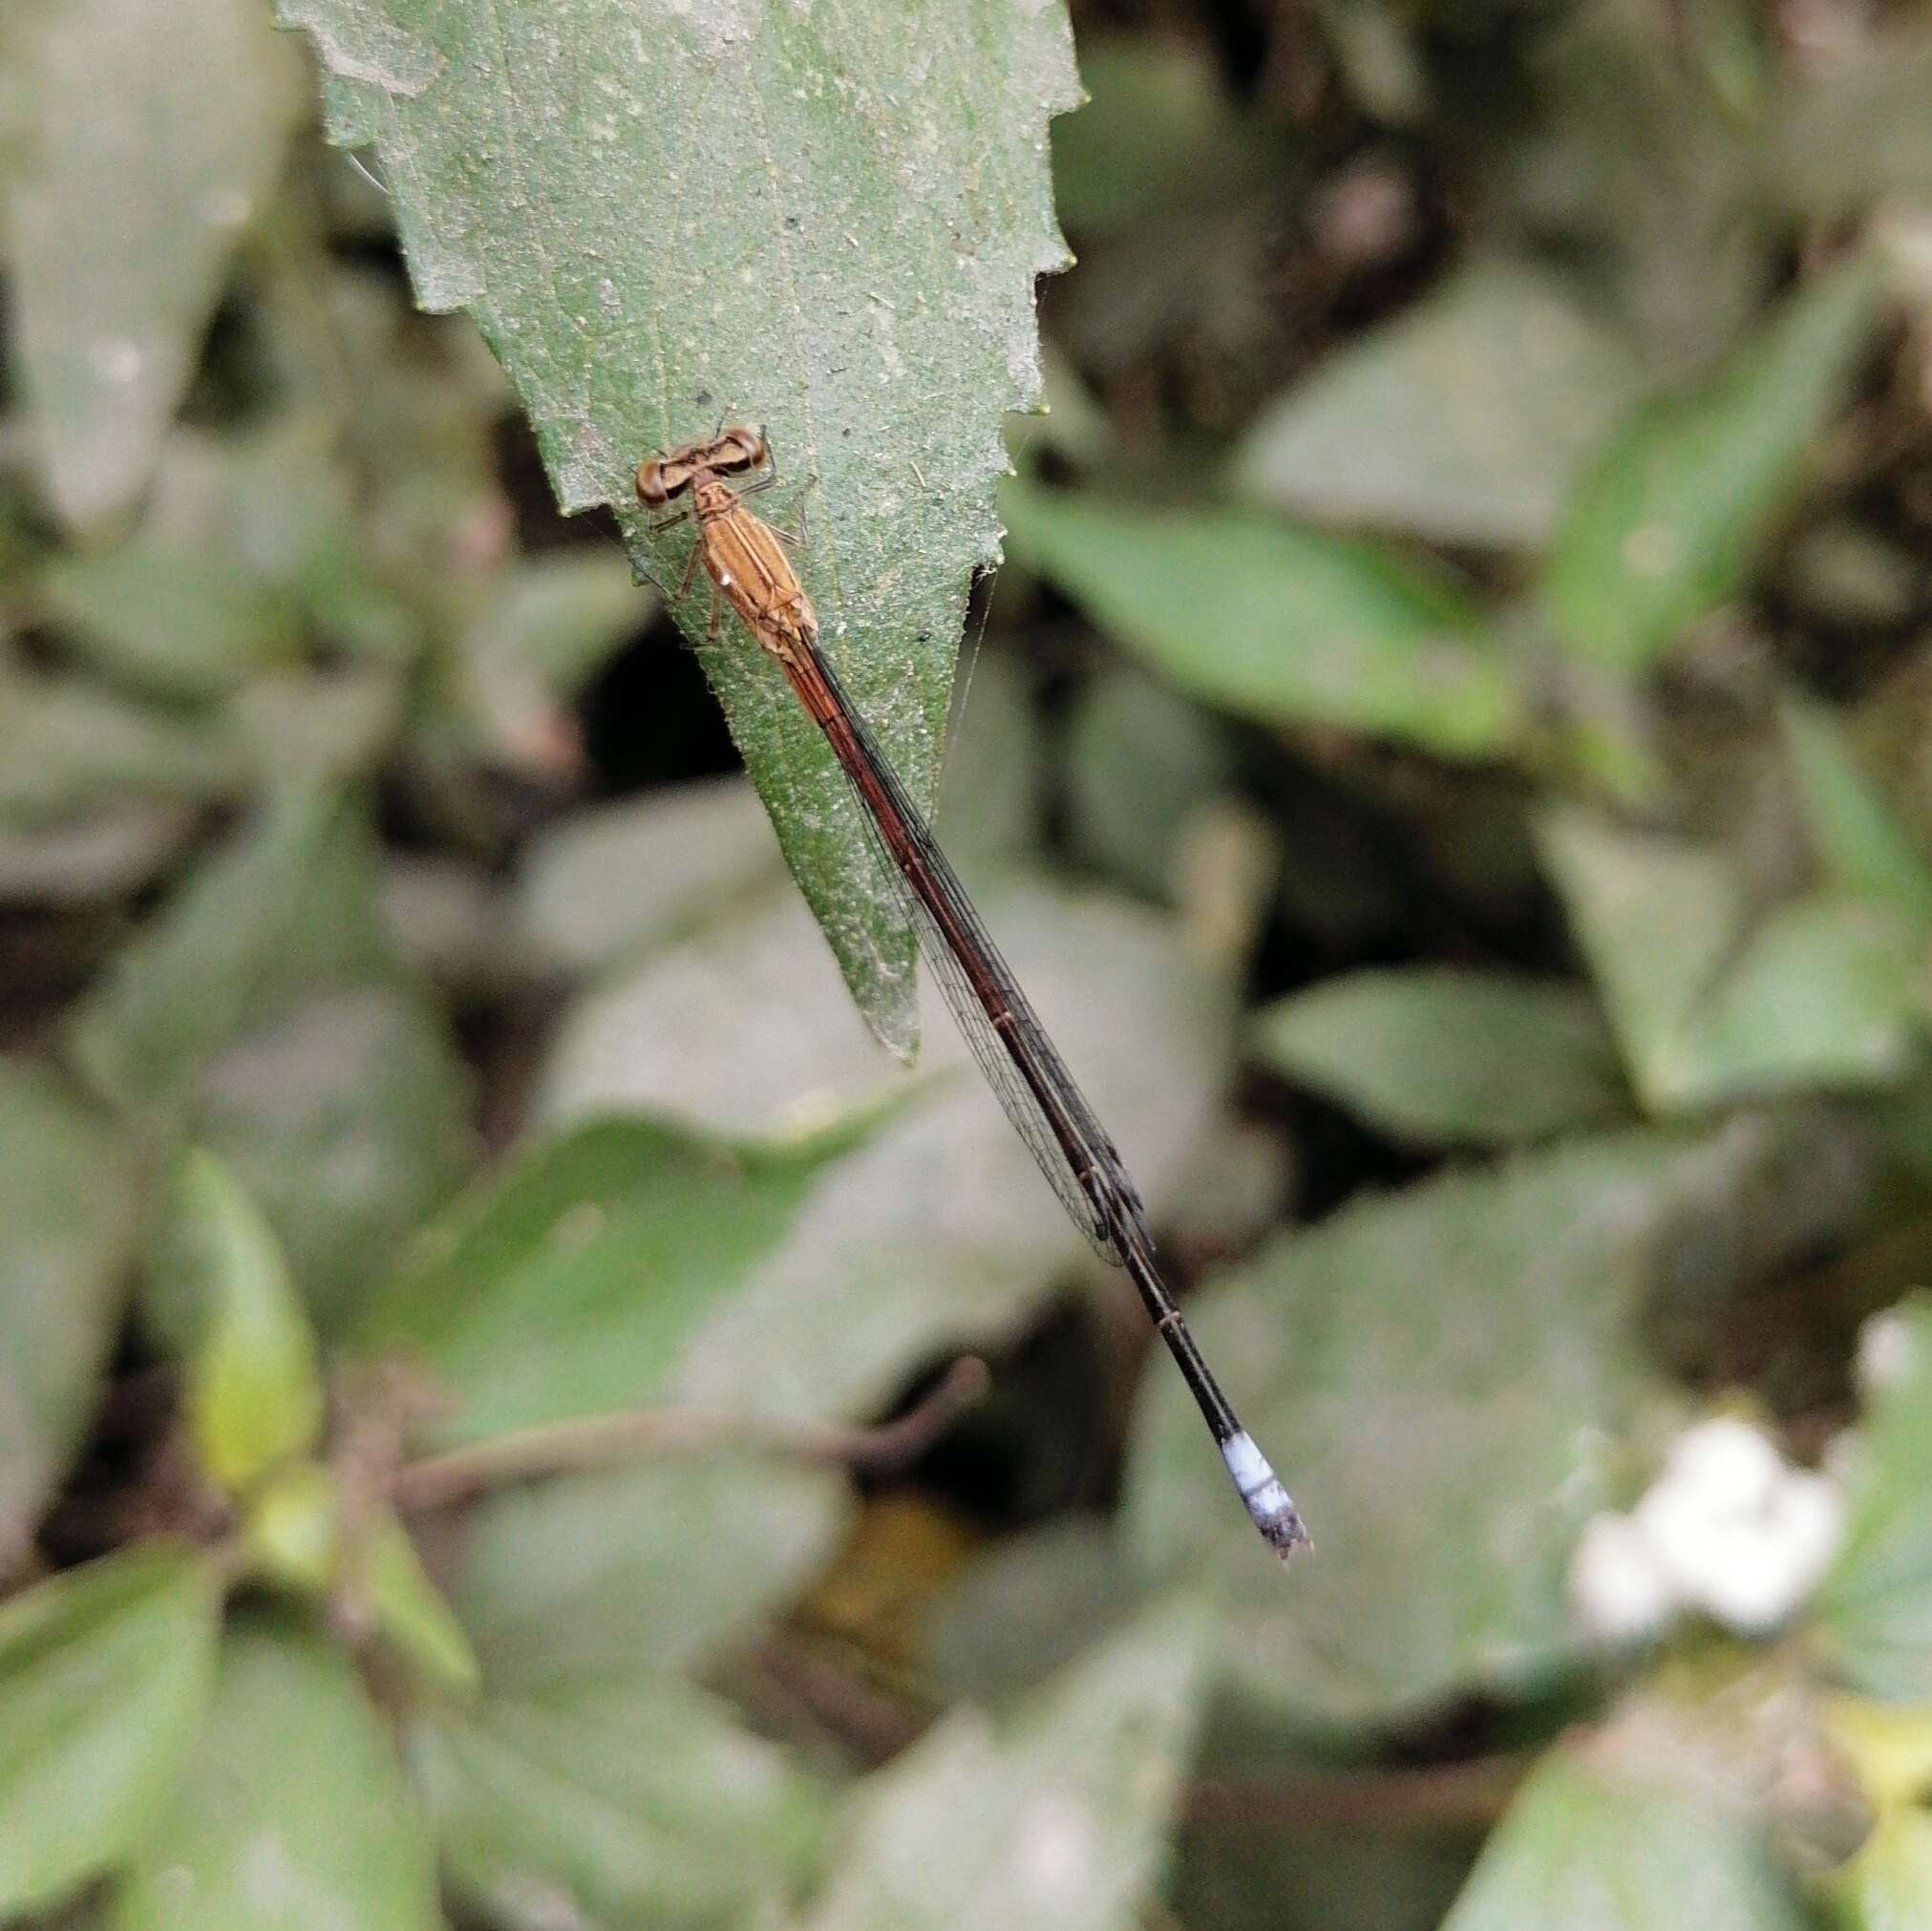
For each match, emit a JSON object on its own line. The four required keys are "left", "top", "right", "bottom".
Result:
{"left": 802, "top": 638, "right": 1144, "bottom": 1263}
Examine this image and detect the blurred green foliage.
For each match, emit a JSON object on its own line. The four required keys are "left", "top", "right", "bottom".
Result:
{"left": 6, "top": 0, "right": 1932, "bottom": 1927}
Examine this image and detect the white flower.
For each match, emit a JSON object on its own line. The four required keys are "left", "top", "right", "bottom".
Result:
{"left": 1855, "top": 1307, "right": 1919, "bottom": 1400}
{"left": 1569, "top": 1511, "right": 1676, "bottom": 1644}
{"left": 1567, "top": 1418, "right": 1847, "bottom": 1644}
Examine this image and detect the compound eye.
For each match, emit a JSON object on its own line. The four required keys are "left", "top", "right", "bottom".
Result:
{"left": 635, "top": 458, "right": 670, "bottom": 508}
{"left": 718, "top": 426, "right": 767, "bottom": 473}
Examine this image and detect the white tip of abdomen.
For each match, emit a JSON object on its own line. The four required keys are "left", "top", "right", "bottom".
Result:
{"left": 1221, "top": 1431, "right": 1311, "bottom": 1560}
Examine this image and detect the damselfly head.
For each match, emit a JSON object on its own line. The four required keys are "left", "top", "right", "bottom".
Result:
{"left": 636, "top": 426, "right": 768, "bottom": 509}
{"left": 635, "top": 453, "right": 686, "bottom": 509}
{"left": 707, "top": 424, "right": 768, "bottom": 475}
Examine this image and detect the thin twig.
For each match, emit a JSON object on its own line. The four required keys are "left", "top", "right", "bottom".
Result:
{"left": 390, "top": 1356, "right": 990, "bottom": 1513}
{"left": 1185, "top": 1755, "right": 1530, "bottom": 1835}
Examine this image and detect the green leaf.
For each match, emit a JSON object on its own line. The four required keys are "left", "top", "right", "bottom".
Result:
{"left": 193, "top": 986, "right": 476, "bottom": 1334}
{"left": 532, "top": 869, "right": 1234, "bottom": 1430}
{"left": 362, "top": 1505, "right": 480, "bottom": 1695}
{"left": 163, "top": 1150, "right": 325, "bottom": 1496}
{"left": 449, "top": 1458, "right": 849, "bottom": 1695}
{"left": 1064, "top": 670, "right": 1235, "bottom": 903}
{"left": 924, "top": 1522, "right": 1143, "bottom": 1708}
{"left": 0, "top": 1543, "right": 221, "bottom": 1918}
{"left": 1310, "top": 0, "right": 1430, "bottom": 123}
{"left": 1772, "top": 30, "right": 1932, "bottom": 223}
{"left": 1001, "top": 479, "right": 1520, "bottom": 759}
{"left": 0, "top": 807, "right": 202, "bottom": 906}
{"left": 1230, "top": 259, "right": 1644, "bottom": 549}
{"left": 1826, "top": 1698, "right": 1932, "bottom": 1811}
{"left": 1780, "top": 700, "right": 1932, "bottom": 926}
{"left": 1539, "top": 811, "right": 1919, "bottom": 1114}
{"left": 1815, "top": 1299, "right": 1932, "bottom": 1697}
{"left": 1692, "top": 899, "right": 1921, "bottom": 1093}
{"left": 114, "top": 1617, "right": 441, "bottom": 1931}
{"left": 0, "top": 670, "right": 241, "bottom": 828}
{"left": 413, "top": 1672, "right": 826, "bottom": 1930}
{"left": 41, "top": 540, "right": 304, "bottom": 701}
{"left": 240, "top": 1461, "right": 342, "bottom": 1598}
{"left": 795, "top": 1596, "right": 1208, "bottom": 1931}
{"left": 0, "top": 1061, "right": 148, "bottom": 1566}
{"left": 513, "top": 779, "right": 784, "bottom": 977}
{"left": 1829, "top": 1807, "right": 1932, "bottom": 1931}
{"left": 71, "top": 785, "right": 471, "bottom": 1325}
{"left": 457, "top": 551, "right": 647, "bottom": 763}
{"left": 1441, "top": 1748, "right": 1805, "bottom": 1931}
{"left": 1540, "top": 257, "right": 1880, "bottom": 671}
{"left": 1051, "top": 35, "right": 1279, "bottom": 238}
{"left": 1126, "top": 1134, "right": 1701, "bottom": 1727}
{"left": 1252, "top": 966, "right": 1628, "bottom": 1146}
{"left": 5, "top": 0, "right": 304, "bottom": 529}
{"left": 69, "top": 784, "right": 393, "bottom": 1113}
{"left": 359, "top": 1114, "right": 855, "bottom": 1447}
{"left": 273, "top": 0, "right": 1080, "bottom": 1057}
{"left": 238, "top": 1462, "right": 478, "bottom": 1693}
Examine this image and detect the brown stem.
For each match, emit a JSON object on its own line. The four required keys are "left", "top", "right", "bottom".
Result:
{"left": 390, "top": 1356, "right": 991, "bottom": 1513}
{"left": 1184, "top": 1755, "right": 1530, "bottom": 1835}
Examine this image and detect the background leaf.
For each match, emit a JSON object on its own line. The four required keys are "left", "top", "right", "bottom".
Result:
{"left": 165, "top": 1150, "right": 324, "bottom": 1496}
{"left": 192, "top": 985, "right": 476, "bottom": 1334}
{"left": 2, "top": 0, "right": 303, "bottom": 528}
{"left": 0, "top": 1061, "right": 147, "bottom": 1570}
{"left": 1539, "top": 257, "right": 1879, "bottom": 671}
{"left": 1127, "top": 1133, "right": 1709, "bottom": 1727}
{"left": 1539, "top": 811, "right": 1919, "bottom": 1113}
{"left": 360, "top": 1114, "right": 863, "bottom": 1445}
{"left": 1001, "top": 479, "right": 1520, "bottom": 758}
{"left": 413, "top": 1672, "right": 826, "bottom": 1931}
{"left": 68, "top": 784, "right": 393, "bottom": 1114}
{"left": 114, "top": 1617, "right": 441, "bottom": 1931}
{"left": 1440, "top": 1747, "right": 1805, "bottom": 1931}
{"left": 0, "top": 1544, "right": 220, "bottom": 1919}
{"left": 794, "top": 1596, "right": 1208, "bottom": 1931}
{"left": 1779, "top": 700, "right": 1932, "bottom": 926}
{"left": 531, "top": 867, "right": 1234, "bottom": 1426}
{"left": 66, "top": 785, "right": 474, "bottom": 1325}
{"left": 1231, "top": 258, "right": 1644, "bottom": 549}
{"left": 1827, "top": 1806, "right": 1932, "bottom": 1931}
{"left": 0, "top": 670, "right": 241, "bottom": 828}
{"left": 1251, "top": 966, "right": 1628, "bottom": 1146}
{"left": 512, "top": 778, "right": 781, "bottom": 977}
{"left": 40, "top": 540, "right": 304, "bottom": 701}
{"left": 447, "top": 1456, "right": 848, "bottom": 1697}
{"left": 1815, "top": 1299, "right": 1932, "bottom": 1697}
{"left": 272, "top": 0, "right": 1080, "bottom": 1053}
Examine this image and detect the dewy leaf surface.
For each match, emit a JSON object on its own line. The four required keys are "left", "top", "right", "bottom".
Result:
{"left": 272, "top": 0, "right": 1082, "bottom": 1052}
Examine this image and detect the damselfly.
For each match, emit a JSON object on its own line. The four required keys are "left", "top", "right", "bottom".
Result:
{"left": 637, "top": 428, "right": 1307, "bottom": 1560}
